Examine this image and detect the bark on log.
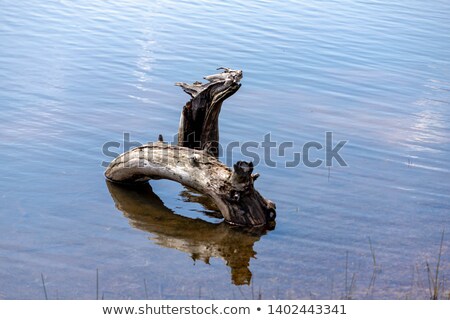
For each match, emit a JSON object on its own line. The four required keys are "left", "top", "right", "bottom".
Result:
{"left": 105, "top": 68, "right": 276, "bottom": 227}
{"left": 176, "top": 67, "right": 242, "bottom": 156}
{"left": 105, "top": 142, "right": 276, "bottom": 226}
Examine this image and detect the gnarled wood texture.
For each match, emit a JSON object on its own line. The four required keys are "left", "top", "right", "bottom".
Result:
{"left": 105, "top": 142, "right": 276, "bottom": 226}
{"left": 105, "top": 68, "right": 276, "bottom": 227}
{"left": 176, "top": 67, "right": 242, "bottom": 156}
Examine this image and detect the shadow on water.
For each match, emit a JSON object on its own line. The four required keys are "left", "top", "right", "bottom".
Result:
{"left": 106, "top": 181, "right": 273, "bottom": 286}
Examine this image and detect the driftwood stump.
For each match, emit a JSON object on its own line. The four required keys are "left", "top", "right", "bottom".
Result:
{"left": 176, "top": 67, "right": 242, "bottom": 156}
{"left": 105, "top": 68, "right": 276, "bottom": 227}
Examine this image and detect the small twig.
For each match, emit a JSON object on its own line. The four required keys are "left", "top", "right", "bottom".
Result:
{"left": 415, "top": 263, "right": 427, "bottom": 298}
{"left": 366, "top": 270, "right": 377, "bottom": 298}
{"left": 433, "top": 229, "right": 445, "bottom": 299}
{"left": 426, "top": 261, "right": 433, "bottom": 299}
{"left": 350, "top": 272, "right": 357, "bottom": 298}
{"left": 251, "top": 279, "right": 254, "bottom": 299}
{"left": 96, "top": 268, "right": 99, "bottom": 300}
{"left": 330, "top": 275, "right": 335, "bottom": 299}
{"left": 345, "top": 251, "right": 349, "bottom": 299}
{"left": 368, "top": 237, "right": 377, "bottom": 267}
{"left": 366, "top": 237, "right": 378, "bottom": 298}
{"left": 41, "top": 273, "right": 48, "bottom": 300}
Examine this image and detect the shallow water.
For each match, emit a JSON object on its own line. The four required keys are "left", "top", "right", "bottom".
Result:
{"left": 1, "top": 0, "right": 450, "bottom": 299}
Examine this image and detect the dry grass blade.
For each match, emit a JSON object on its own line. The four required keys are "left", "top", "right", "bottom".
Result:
{"left": 41, "top": 273, "right": 48, "bottom": 300}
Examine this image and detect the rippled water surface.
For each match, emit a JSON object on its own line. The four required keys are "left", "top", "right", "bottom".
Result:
{"left": 1, "top": 0, "right": 450, "bottom": 299}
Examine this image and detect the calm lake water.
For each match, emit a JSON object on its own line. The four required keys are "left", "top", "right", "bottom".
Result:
{"left": 1, "top": 0, "right": 450, "bottom": 299}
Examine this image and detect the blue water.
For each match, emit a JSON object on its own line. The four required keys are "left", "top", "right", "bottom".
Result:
{"left": 1, "top": 0, "right": 450, "bottom": 299}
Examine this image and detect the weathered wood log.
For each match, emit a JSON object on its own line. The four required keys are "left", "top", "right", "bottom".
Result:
{"left": 105, "top": 142, "right": 276, "bottom": 226}
{"left": 106, "top": 181, "right": 267, "bottom": 285}
{"left": 105, "top": 68, "right": 276, "bottom": 227}
{"left": 176, "top": 67, "right": 242, "bottom": 156}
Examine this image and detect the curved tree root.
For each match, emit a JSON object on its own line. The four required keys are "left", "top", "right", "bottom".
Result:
{"left": 105, "top": 143, "right": 276, "bottom": 226}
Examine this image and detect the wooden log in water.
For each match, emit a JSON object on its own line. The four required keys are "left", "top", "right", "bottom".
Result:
{"left": 105, "top": 142, "right": 276, "bottom": 226}
{"left": 176, "top": 67, "right": 242, "bottom": 156}
{"left": 105, "top": 68, "right": 276, "bottom": 227}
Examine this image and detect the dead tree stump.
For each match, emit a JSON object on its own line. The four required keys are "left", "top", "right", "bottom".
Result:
{"left": 105, "top": 68, "right": 276, "bottom": 227}
{"left": 176, "top": 67, "right": 242, "bottom": 156}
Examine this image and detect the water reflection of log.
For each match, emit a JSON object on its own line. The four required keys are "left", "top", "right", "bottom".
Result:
{"left": 178, "top": 188, "right": 222, "bottom": 218}
{"left": 106, "top": 181, "right": 272, "bottom": 285}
